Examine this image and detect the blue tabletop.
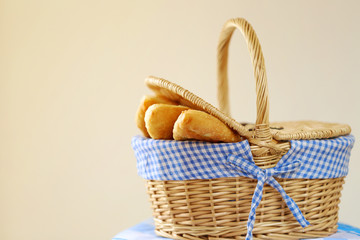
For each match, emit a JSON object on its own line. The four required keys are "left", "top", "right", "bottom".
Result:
{"left": 113, "top": 219, "right": 360, "bottom": 240}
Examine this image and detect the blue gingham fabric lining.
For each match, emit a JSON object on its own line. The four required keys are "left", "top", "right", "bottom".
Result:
{"left": 132, "top": 134, "right": 355, "bottom": 240}
{"left": 132, "top": 135, "right": 354, "bottom": 181}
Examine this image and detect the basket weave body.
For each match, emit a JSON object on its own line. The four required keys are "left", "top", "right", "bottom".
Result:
{"left": 140, "top": 18, "right": 352, "bottom": 240}
{"left": 147, "top": 177, "right": 344, "bottom": 240}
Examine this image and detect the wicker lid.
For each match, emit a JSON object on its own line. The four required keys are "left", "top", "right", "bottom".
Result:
{"left": 146, "top": 76, "right": 351, "bottom": 141}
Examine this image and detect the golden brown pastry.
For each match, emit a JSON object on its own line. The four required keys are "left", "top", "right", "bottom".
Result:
{"left": 173, "top": 109, "right": 241, "bottom": 142}
{"left": 136, "top": 95, "right": 177, "bottom": 137}
{"left": 144, "top": 104, "right": 189, "bottom": 139}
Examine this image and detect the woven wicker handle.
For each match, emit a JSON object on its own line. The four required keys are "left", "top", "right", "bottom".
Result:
{"left": 217, "top": 18, "right": 270, "bottom": 140}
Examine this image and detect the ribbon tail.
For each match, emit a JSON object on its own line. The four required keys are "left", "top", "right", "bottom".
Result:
{"left": 267, "top": 177, "right": 310, "bottom": 228}
{"left": 245, "top": 176, "right": 266, "bottom": 240}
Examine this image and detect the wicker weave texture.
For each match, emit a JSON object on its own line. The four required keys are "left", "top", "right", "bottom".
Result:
{"left": 147, "top": 177, "right": 344, "bottom": 240}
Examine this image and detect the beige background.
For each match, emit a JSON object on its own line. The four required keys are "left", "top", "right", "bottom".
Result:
{"left": 1, "top": 0, "right": 360, "bottom": 240}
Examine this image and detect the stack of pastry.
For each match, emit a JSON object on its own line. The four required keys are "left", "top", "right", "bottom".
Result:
{"left": 136, "top": 95, "right": 241, "bottom": 143}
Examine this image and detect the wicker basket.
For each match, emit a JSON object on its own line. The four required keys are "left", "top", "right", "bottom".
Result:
{"left": 136, "top": 18, "right": 353, "bottom": 240}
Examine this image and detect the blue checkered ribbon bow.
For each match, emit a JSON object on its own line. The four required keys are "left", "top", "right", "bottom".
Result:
{"left": 227, "top": 155, "right": 310, "bottom": 240}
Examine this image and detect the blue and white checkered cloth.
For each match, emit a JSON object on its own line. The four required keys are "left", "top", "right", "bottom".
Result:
{"left": 132, "top": 134, "right": 355, "bottom": 240}
{"left": 132, "top": 135, "right": 354, "bottom": 180}
{"left": 113, "top": 219, "right": 360, "bottom": 240}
